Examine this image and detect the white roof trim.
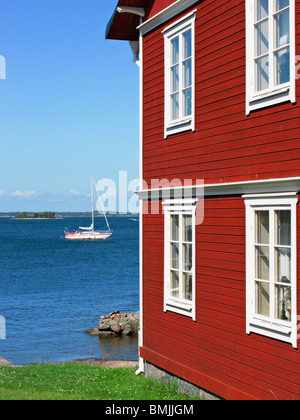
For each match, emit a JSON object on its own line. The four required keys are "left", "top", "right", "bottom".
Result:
{"left": 137, "top": 0, "right": 199, "bottom": 35}
{"left": 135, "top": 177, "right": 300, "bottom": 200}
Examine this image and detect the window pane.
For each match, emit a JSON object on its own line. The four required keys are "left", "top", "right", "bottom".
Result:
{"left": 255, "top": 281, "right": 270, "bottom": 316}
{"left": 256, "top": 0, "right": 269, "bottom": 21}
{"left": 171, "top": 215, "right": 179, "bottom": 241}
{"left": 275, "top": 210, "right": 291, "bottom": 246}
{"left": 274, "top": 47, "right": 290, "bottom": 85}
{"left": 275, "top": 285, "right": 291, "bottom": 321}
{"left": 256, "top": 211, "right": 269, "bottom": 244}
{"left": 275, "top": 247, "right": 291, "bottom": 283}
{"left": 183, "top": 88, "right": 192, "bottom": 117}
{"left": 183, "top": 215, "right": 192, "bottom": 242}
{"left": 275, "top": 10, "right": 290, "bottom": 48}
{"left": 183, "top": 273, "right": 193, "bottom": 301}
{"left": 183, "top": 59, "right": 192, "bottom": 88}
{"left": 171, "top": 93, "right": 179, "bottom": 120}
{"left": 276, "top": 0, "right": 289, "bottom": 11}
{"left": 171, "top": 243, "right": 179, "bottom": 270}
{"left": 183, "top": 243, "right": 192, "bottom": 271}
{"left": 255, "top": 55, "right": 269, "bottom": 91}
{"left": 183, "top": 30, "right": 192, "bottom": 59}
{"left": 255, "top": 20, "right": 269, "bottom": 56}
{"left": 171, "top": 64, "right": 179, "bottom": 93}
{"left": 255, "top": 246, "right": 269, "bottom": 280}
{"left": 170, "top": 270, "right": 179, "bottom": 298}
{"left": 171, "top": 37, "right": 179, "bottom": 65}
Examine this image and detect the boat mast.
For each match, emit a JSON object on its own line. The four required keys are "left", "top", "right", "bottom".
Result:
{"left": 92, "top": 177, "right": 111, "bottom": 233}
{"left": 91, "top": 174, "right": 94, "bottom": 231}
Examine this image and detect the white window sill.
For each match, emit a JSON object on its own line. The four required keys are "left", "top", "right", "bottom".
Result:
{"left": 247, "top": 317, "right": 297, "bottom": 348}
{"left": 165, "top": 299, "right": 195, "bottom": 320}
{"left": 251, "top": 85, "right": 290, "bottom": 101}
{"left": 165, "top": 118, "right": 194, "bottom": 138}
{"left": 246, "top": 85, "right": 295, "bottom": 115}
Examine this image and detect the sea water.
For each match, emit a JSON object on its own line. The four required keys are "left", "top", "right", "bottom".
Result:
{"left": 0, "top": 216, "right": 139, "bottom": 365}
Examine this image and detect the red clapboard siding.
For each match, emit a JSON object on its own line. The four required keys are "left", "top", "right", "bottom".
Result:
{"left": 140, "top": 0, "right": 300, "bottom": 401}
{"left": 142, "top": 0, "right": 300, "bottom": 186}
{"left": 146, "top": 0, "right": 177, "bottom": 19}
{"left": 142, "top": 194, "right": 300, "bottom": 400}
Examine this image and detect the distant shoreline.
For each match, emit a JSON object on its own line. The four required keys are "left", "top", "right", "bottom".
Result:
{"left": 14, "top": 218, "right": 63, "bottom": 220}
{"left": 0, "top": 356, "right": 138, "bottom": 368}
{"left": 1, "top": 213, "right": 139, "bottom": 218}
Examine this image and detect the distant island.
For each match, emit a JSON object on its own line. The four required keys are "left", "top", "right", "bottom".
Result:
{"left": 0, "top": 212, "right": 139, "bottom": 218}
{"left": 16, "top": 211, "right": 56, "bottom": 219}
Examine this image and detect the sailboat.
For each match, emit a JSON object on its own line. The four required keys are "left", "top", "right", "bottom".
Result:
{"left": 64, "top": 175, "right": 112, "bottom": 241}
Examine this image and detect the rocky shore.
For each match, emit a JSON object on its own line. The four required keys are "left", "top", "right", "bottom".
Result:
{"left": 0, "top": 357, "right": 12, "bottom": 366}
{"left": 86, "top": 310, "right": 139, "bottom": 337}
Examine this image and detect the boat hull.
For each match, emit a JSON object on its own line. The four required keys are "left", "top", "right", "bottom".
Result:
{"left": 65, "top": 232, "right": 112, "bottom": 241}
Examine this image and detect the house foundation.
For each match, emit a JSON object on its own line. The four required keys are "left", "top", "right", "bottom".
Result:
{"left": 144, "top": 361, "right": 220, "bottom": 400}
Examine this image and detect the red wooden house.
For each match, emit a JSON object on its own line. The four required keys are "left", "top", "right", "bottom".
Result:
{"left": 106, "top": 0, "right": 300, "bottom": 400}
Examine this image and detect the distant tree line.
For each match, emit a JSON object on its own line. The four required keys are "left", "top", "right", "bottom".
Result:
{"left": 16, "top": 211, "right": 56, "bottom": 219}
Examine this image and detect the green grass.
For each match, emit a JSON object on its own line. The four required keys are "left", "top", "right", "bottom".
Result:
{"left": 0, "top": 364, "right": 198, "bottom": 400}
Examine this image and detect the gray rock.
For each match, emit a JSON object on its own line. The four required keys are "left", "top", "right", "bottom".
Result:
{"left": 110, "top": 323, "right": 122, "bottom": 333}
{"left": 98, "top": 318, "right": 112, "bottom": 331}
{"left": 87, "top": 328, "right": 101, "bottom": 336}
{"left": 88, "top": 310, "right": 139, "bottom": 337}
{"left": 122, "top": 318, "right": 139, "bottom": 335}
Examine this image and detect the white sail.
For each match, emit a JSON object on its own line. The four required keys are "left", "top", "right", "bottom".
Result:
{"left": 79, "top": 225, "right": 93, "bottom": 231}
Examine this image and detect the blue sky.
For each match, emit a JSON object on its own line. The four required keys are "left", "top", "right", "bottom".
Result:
{"left": 0, "top": 0, "right": 140, "bottom": 212}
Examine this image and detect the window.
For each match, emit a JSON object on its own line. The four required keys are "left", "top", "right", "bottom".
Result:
{"left": 246, "top": 0, "right": 296, "bottom": 114}
{"left": 164, "top": 12, "right": 196, "bottom": 137}
{"left": 244, "top": 193, "right": 298, "bottom": 347}
{"left": 163, "top": 199, "right": 197, "bottom": 319}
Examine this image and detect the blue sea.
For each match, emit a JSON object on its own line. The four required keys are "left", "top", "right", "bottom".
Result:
{"left": 0, "top": 216, "right": 139, "bottom": 365}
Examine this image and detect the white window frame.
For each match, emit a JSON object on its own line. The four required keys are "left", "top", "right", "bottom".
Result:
{"left": 244, "top": 192, "right": 298, "bottom": 348}
{"left": 246, "top": 0, "right": 296, "bottom": 114}
{"left": 163, "top": 198, "right": 197, "bottom": 320}
{"left": 163, "top": 11, "right": 196, "bottom": 138}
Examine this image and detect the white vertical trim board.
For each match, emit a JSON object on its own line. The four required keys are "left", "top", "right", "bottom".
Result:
{"left": 137, "top": 20, "right": 145, "bottom": 376}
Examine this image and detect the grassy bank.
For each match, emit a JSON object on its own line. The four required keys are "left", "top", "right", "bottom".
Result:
{"left": 0, "top": 364, "right": 198, "bottom": 400}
